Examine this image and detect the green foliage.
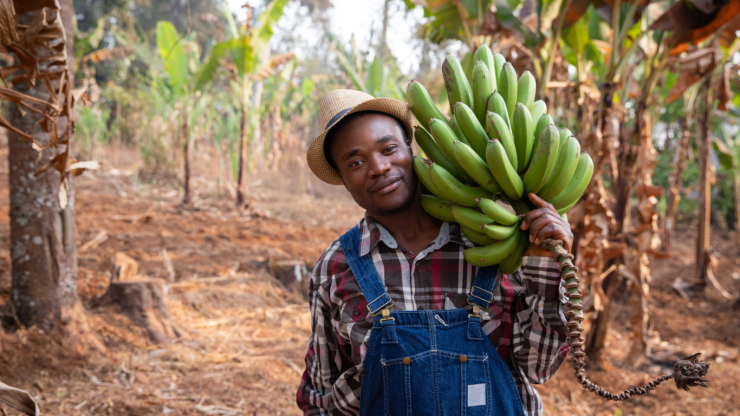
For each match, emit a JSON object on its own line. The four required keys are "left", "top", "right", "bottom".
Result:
{"left": 156, "top": 21, "right": 189, "bottom": 95}
{"left": 75, "top": 106, "right": 111, "bottom": 158}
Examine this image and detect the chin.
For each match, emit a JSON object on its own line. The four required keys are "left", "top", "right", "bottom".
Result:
{"left": 371, "top": 184, "right": 417, "bottom": 214}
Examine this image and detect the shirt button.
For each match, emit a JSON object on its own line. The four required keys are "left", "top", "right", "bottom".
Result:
{"left": 459, "top": 355, "right": 467, "bottom": 363}
{"left": 354, "top": 308, "right": 361, "bottom": 316}
{"left": 403, "top": 357, "right": 411, "bottom": 365}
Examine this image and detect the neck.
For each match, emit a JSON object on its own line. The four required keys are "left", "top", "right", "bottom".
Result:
{"left": 367, "top": 192, "right": 441, "bottom": 245}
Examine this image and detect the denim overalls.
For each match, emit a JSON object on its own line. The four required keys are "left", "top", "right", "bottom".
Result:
{"left": 339, "top": 225, "right": 526, "bottom": 416}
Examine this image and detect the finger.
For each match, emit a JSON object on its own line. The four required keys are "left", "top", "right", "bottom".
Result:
{"left": 528, "top": 193, "right": 556, "bottom": 212}
{"left": 529, "top": 212, "right": 555, "bottom": 243}
{"left": 521, "top": 207, "right": 557, "bottom": 230}
{"left": 535, "top": 222, "right": 570, "bottom": 246}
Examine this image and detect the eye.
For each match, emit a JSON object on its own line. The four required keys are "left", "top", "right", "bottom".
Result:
{"left": 349, "top": 160, "right": 363, "bottom": 168}
{"left": 384, "top": 145, "right": 397, "bottom": 153}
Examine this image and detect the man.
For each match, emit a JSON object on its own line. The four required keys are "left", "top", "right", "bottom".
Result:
{"left": 297, "top": 90, "right": 573, "bottom": 416}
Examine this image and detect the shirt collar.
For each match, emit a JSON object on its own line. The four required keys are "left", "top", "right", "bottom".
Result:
{"left": 358, "top": 212, "right": 474, "bottom": 257}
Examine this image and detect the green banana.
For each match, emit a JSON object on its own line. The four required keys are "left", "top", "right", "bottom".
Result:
{"left": 512, "top": 103, "right": 535, "bottom": 173}
{"left": 486, "top": 139, "right": 524, "bottom": 200}
{"left": 451, "top": 204, "right": 495, "bottom": 231}
{"left": 455, "top": 103, "right": 489, "bottom": 158}
{"left": 442, "top": 54, "right": 474, "bottom": 110}
{"left": 499, "top": 230, "right": 528, "bottom": 274}
{"left": 473, "top": 44, "right": 497, "bottom": 92}
{"left": 407, "top": 80, "right": 447, "bottom": 132}
{"left": 453, "top": 141, "right": 502, "bottom": 194}
{"left": 487, "top": 92, "right": 512, "bottom": 132}
{"left": 498, "top": 63, "right": 518, "bottom": 120}
{"left": 559, "top": 128, "right": 573, "bottom": 144}
{"left": 463, "top": 229, "right": 520, "bottom": 267}
{"left": 461, "top": 225, "right": 497, "bottom": 246}
{"left": 534, "top": 114, "right": 554, "bottom": 150}
{"left": 530, "top": 100, "right": 547, "bottom": 126}
{"left": 485, "top": 112, "right": 518, "bottom": 171}
{"left": 516, "top": 71, "right": 536, "bottom": 110}
{"left": 476, "top": 197, "right": 519, "bottom": 226}
{"left": 556, "top": 199, "right": 578, "bottom": 216}
{"left": 447, "top": 109, "right": 471, "bottom": 146}
{"left": 471, "top": 61, "right": 494, "bottom": 129}
{"left": 429, "top": 163, "right": 492, "bottom": 207}
{"left": 522, "top": 124, "right": 560, "bottom": 195}
{"left": 493, "top": 53, "right": 506, "bottom": 89}
{"left": 483, "top": 223, "right": 518, "bottom": 240}
{"left": 429, "top": 118, "right": 472, "bottom": 183}
{"left": 549, "top": 153, "right": 595, "bottom": 210}
{"left": 538, "top": 135, "right": 581, "bottom": 201}
{"left": 414, "top": 126, "right": 466, "bottom": 182}
{"left": 413, "top": 155, "right": 443, "bottom": 197}
{"left": 421, "top": 194, "right": 456, "bottom": 222}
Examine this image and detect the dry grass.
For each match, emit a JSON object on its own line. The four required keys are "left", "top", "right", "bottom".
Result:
{"left": 0, "top": 156, "right": 738, "bottom": 415}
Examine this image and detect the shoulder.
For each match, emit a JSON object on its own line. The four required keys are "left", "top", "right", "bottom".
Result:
{"left": 312, "top": 238, "right": 350, "bottom": 281}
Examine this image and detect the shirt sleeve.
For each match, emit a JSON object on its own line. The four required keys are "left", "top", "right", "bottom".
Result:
{"left": 296, "top": 242, "right": 362, "bottom": 415}
{"left": 510, "top": 255, "right": 570, "bottom": 385}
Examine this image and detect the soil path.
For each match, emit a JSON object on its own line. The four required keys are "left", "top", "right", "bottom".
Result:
{"left": 0, "top": 170, "right": 739, "bottom": 415}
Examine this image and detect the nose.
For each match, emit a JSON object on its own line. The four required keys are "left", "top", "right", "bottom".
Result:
{"left": 367, "top": 152, "right": 391, "bottom": 178}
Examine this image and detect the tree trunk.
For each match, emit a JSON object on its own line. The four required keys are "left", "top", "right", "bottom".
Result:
{"left": 99, "top": 280, "right": 183, "bottom": 344}
{"left": 250, "top": 80, "right": 264, "bottom": 172}
{"left": 664, "top": 118, "right": 691, "bottom": 251}
{"left": 6, "top": 1, "right": 102, "bottom": 350}
{"left": 236, "top": 76, "right": 250, "bottom": 208}
{"left": 696, "top": 74, "right": 712, "bottom": 286}
{"left": 612, "top": 101, "right": 646, "bottom": 234}
{"left": 182, "top": 101, "right": 190, "bottom": 205}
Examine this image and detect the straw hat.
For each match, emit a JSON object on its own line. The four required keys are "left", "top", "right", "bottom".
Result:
{"left": 307, "top": 89, "right": 414, "bottom": 185}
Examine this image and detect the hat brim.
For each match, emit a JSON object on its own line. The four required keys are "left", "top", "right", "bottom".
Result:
{"left": 307, "top": 97, "right": 415, "bottom": 185}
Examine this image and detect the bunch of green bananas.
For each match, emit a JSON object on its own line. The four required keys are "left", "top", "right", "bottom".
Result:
{"left": 408, "top": 45, "right": 594, "bottom": 272}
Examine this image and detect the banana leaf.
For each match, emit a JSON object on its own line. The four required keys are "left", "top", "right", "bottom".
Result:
{"left": 156, "top": 21, "right": 189, "bottom": 96}
{"left": 252, "top": 0, "right": 291, "bottom": 55}
{"left": 562, "top": 17, "right": 589, "bottom": 54}
{"left": 366, "top": 56, "right": 383, "bottom": 97}
{"left": 193, "top": 41, "right": 230, "bottom": 91}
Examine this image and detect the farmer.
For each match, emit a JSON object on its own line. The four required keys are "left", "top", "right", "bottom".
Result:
{"left": 296, "top": 90, "right": 572, "bottom": 416}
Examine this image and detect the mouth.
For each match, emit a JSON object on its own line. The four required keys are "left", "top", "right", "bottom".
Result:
{"left": 370, "top": 176, "right": 403, "bottom": 194}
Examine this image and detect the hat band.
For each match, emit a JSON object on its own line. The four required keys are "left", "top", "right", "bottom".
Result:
{"left": 325, "top": 108, "right": 352, "bottom": 130}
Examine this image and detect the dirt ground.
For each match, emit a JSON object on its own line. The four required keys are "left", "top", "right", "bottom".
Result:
{"left": 1, "top": 163, "right": 739, "bottom": 415}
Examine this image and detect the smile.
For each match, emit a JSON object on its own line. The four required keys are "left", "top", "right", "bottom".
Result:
{"left": 371, "top": 177, "right": 402, "bottom": 194}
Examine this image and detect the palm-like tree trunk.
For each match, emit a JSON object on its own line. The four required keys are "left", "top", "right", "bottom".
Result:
{"left": 182, "top": 100, "right": 191, "bottom": 205}
{"left": 696, "top": 73, "right": 713, "bottom": 287}
{"left": 236, "top": 75, "right": 250, "bottom": 208}
{"left": 6, "top": 1, "right": 101, "bottom": 349}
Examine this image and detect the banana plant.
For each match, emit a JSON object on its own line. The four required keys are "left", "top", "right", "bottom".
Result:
{"left": 327, "top": 32, "right": 405, "bottom": 99}
{"left": 155, "top": 21, "right": 204, "bottom": 204}
{"left": 194, "top": 0, "right": 290, "bottom": 207}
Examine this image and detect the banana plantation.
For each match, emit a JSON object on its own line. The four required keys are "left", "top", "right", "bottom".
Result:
{"left": 0, "top": 0, "right": 738, "bottom": 414}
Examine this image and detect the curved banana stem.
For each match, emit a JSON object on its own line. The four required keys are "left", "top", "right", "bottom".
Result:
{"left": 540, "top": 238, "right": 710, "bottom": 401}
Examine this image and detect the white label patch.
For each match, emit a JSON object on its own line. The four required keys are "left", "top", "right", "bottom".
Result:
{"left": 468, "top": 384, "right": 486, "bottom": 407}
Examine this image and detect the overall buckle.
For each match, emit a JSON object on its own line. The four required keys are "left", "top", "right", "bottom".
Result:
{"left": 468, "top": 305, "right": 482, "bottom": 319}
{"left": 380, "top": 308, "right": 395, "bottom": 323}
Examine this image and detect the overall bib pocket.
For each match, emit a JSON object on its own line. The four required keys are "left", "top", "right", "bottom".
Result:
{"left": 380, "top": 351, "right": 492, "bottom": 416}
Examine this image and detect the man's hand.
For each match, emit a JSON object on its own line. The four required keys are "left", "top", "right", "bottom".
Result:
{"left": 521, "top": 193, "right": 573, "bottom": 258}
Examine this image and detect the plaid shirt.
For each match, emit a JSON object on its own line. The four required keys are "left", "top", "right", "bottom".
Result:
{"left": 297, "top": 214, "right": 569, "bottom": 416}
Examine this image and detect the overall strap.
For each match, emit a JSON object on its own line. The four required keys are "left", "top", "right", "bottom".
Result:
{"left": 338, "top": 225, "right": 394, "bottom": 316}
{"left": 468, "top": 265, "right": 499, "bottom": 309}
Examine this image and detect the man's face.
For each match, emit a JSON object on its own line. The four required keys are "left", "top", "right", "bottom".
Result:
{"left": 329, "top": 113, "right": 418, "bottom": 215}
